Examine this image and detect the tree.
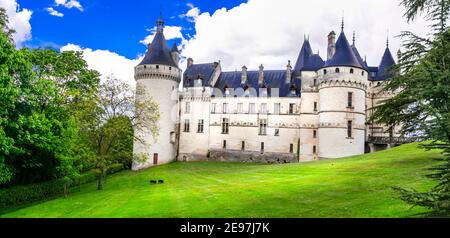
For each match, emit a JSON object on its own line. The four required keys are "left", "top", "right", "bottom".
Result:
{"left": 84, "top": 75, "right": 159, "bottom": 190}
{"left": 372, "top": 0, "right": 450, "bottom": 215}
{"left": 0, "top": 8, "right": 15, "bottom": 42}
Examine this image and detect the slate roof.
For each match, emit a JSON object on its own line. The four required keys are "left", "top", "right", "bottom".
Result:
{"left": 293, "top": 40, "right": 325, "bottom": 73}
{"left": 351, "top": 44, "right": 368, "bottom": 70}
{"left": 183, "top": 63, "right": 218, "bottom": 87}
{"left": 324, "top": 31, "right": 363, "bottom": 69}
{"left": 138, "top": 18, "right": 177, "bottom": 67}
{"left": 375, "top": 47, "right": 396, "bottom": 81}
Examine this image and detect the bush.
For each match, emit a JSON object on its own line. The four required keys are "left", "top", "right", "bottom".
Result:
{"left": 107, "top": 163, "right": 124, "bottom": 175}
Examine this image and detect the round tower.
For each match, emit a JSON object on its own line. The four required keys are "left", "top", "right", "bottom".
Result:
{"left": 317, "top": 28, "right": 368, "bottom": 159}
{"left": 132, "top": 15, "right": 182, "bottom": 170}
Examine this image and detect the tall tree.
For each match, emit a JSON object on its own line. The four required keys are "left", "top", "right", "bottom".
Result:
{"left": 372, "top": 0, "right": 450, "bottom": 215}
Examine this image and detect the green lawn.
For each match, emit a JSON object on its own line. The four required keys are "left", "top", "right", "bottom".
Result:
{"left": 0, "top": 143, "right": 443, "bottom": 218}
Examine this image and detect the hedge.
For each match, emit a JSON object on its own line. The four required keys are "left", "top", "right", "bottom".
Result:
{"left": 0, "top": 163, "right": 124, "bottom": 209}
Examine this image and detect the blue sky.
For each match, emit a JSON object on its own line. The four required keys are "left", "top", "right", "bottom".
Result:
{"left": 20, "top": 0, "right": 245, "bottom": 59}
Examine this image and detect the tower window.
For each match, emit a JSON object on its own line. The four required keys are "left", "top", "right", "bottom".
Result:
{"left": 314, "top": 102, "right": 318, "bottom": 112}
{"left": 259, "top": 119, "right": 267, "bottom": 135}
{"left": 289, "top": 103, "right": 295, "bottom": 114}
{"left": 362, "top": 71, "right": 365, "bottom": 76}
{"left": 313, "top": 79, "right": 317, "bottom": 86}
{"left": 290, "top": 144, "right": 294, "bottom": 153}
{"left": 350, "top": 68, "right": 354, "bottom": 74}
{"left": 261, "top": 142, "right": 265, "bottom": 153}
{"left": 313, "top": 130, "right": 317, "bottom": 138}
{"left": 347, "top": 92, "right": 353, "bottom": 108}
{"left": 335, "top": 68, "right": 340, "bottom": 73}
{"left": 347, "top": 120, "right": 353, "bottom": 138}
{"left": 241, "top": 141, "right": 245, "bottom": 151}
{"left": 197, "top": 120, "right": 204, "bottom": 133}
{"left": 222, "top": 118, "right": 229, "bottom": 134}
{"left": 156, "top": 65, "right": 159, "bottom": 69}
{"left": 223, "top": 140, "right": 227, "bottom": 149}
{"left": 184, "top": 119, "right": 190, "bottom": 132}
{"left": 323, "top": 69, "right": 327, "bottom": 75}
{"left": 313, "top": 145, "right": 317, "bottom": 154}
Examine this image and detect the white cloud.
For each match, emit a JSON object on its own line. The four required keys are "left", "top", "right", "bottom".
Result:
{"left": 179, "top": 3, "right": 200, "bottom": 22}
{"left": 180, "top": 0, "right": 430, "bottom": 71}
{"left": 46, "top": 7, "right": 64, "bottom": 17}
{"left": 60, "top": 44, "right": 142, "bottom": 88}
{"left": 0, "top": 0, "right": 33, "bottom": 46}
{"left": 55, "top": 0, "right": 83, "bottom": 12}
{"left": 140, "top": 25, "right": 184, "bottom": 45}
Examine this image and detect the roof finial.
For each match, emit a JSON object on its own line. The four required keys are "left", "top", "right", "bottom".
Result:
{"left": 341, "top": 11, "right": 345, "bottom": 32}
{"left": 352, "top": 31, "right": 356, "bottom": 45}
{"left": 386, "top": 29, "right": 389, "bottom": 48}
{"left": 156, "top": 9, "right": 165, "bottom": 33}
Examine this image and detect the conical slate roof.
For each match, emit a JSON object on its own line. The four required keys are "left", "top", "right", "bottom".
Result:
{"left": 351, "top": 44, "right": 368, "bottom": 69}
{"left": 293, "top": 39, "right": 324, "bottom": 72}
{"left": 139, "top": 18, "right": 177, "bottom": 67}
{"left": 324, "top": 31, "right": 363, "bottom": 68}
{"left": 376, "top": 47, "right": 396, "bottom": 80}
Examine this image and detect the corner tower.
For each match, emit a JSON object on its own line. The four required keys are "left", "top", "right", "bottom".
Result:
{"left": 132, "top": 15, "right": 182, "bottom": 170}
{"left": 317, "top": 23, "right": 368, "bottom": 159}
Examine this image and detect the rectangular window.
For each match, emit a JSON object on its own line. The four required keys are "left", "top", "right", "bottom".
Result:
{"left": 313, "top": 145, "right": 317, "bottom": 154}
{"left": 197, "top": 120, "right": 204, "bottom": 133}
{"left": 274, "top": 103, "right": 281, "bottom": 114}
{"left": 259, "top": 119, "right": 267, "bottom": 135}
{"left": 237, "top": 103, "right": 243, "bottom": 113}
{"left": 211, "top": 103, "right": 216, "bottom": 113}
{"left": 347, "top": 120, "right": 353, "bottom": 138}
{"left": 184, "top": 119, "right": 190, "bottom": 132}
{"left": 249, "top": 103, "right": 256, "bottom": 114}
{"left": 261, "top": 142, "right": 265, "bottom": 153}
{"left": 313, "top": 79, "right": 317, "bottom": 86}
{"left": 290, "top": 144, "right": 294, "bottom": 153}
{"left": 313, "top": 130, "right": 317, "bottom": 138}
{"left": 260, "top": 103, "right": 267, "bottom": 114}
{"left": 222, "top": 118, "right": 229, "bottom": 134}
{"left": 348, "top": 92, "right": 353, "bottom": 108}
{"left": 223, "top": 140, "right": 227, "bottom": 149}
{"left": 185, "top": 102, "right": 190, "bottom": 113}
{"left": 241, "top": 141, "right": 245, "bottom": 151}
{"left": 314, "top": 102, "right": 318, "bottom": 112}
{"left": 223, "top": 103, "right": 228, "bottom": 114}
{"left": 289, "top": 103, "right": 295, "bottom": 114}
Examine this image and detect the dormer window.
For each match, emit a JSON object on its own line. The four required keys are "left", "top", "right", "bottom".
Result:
{"left": 335, "top": 68, "right": 340, "bottom": 73}
{"left": 350, "top": 68, "right": 354, "bottom": 74}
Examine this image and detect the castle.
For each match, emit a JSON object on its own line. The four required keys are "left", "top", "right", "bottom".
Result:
{"left": 132, "top": 15, "right": 406, "bottom": 170}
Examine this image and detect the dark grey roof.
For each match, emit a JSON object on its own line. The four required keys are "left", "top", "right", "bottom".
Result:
{"left": 351, "top": 44, "right": 368, "bottom": 70}
{"left": 293, "top": 40, "right": 324, "bottom": 73}
{"left": 376, "top": 47, "right": 396, "bottom": 80}
{"left": 138, "top": 19, "right": 177, "bottom": 67}
{"left": 324, "top": 31, "right": 363, "bottom": 69}
{"left": 183, "top": 63, "right": 218, "bottom": 87}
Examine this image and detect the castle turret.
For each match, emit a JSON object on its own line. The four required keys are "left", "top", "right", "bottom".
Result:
{"left": 318, "top": 24, "right": 368, "bottom": 159}
{"left": 133, "top": 14, "right": 182, "bottom": 170}
{"left": 171, "top": 41, "right": 180, "bottom": 67}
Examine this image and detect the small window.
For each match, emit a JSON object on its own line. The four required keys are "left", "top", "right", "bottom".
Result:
{"left": 313, "top": 79, "right": 317, "bottom": 86}
{"left": 323, "top": 69, "right": 327, "bottom": 75}
{"left": 222, "top": 118, "right": 229, "bottom": 134}
{"left": 211, "top": 103, "right": 216, "bottom": 113}
{"left": 350, "top": 68, "right": 354, "bottom": 74}
{"left": 313, "top": 130, "right": 317, "bottom": 138}
{"left": 335, "top": 68, "right": 340, "bottom": 73}
{"left": 259, "top": 119, "right": 267, "bottom": 135}
{"left": 347, "top": 120, "right": 353, "bottom": 138}
{"left": 313, "top": 146, "right": 317, "bottom": 154}
{"left": 241, "top": 141, "right": 245, "bottom": 151}
{"left": 290, "top": 144, "right": 294, "bottom": 153}
{"left": 260, "top": 103, "right": 267, "bottom": 114}
{"left": 237, "top": 103, "right": 243, "bottom": 113}
{"left": 156, "top": 65, "right": 159, "bottom": 69}
{"left": 274, "top": 103, "right": 281, "bottom": 114}
{"left": 347, "top": 92, "right": 353, "bottom": 108}
{"left": 274, "top": 129, "right": 280, "bottom": 136}
{"left": 185, "top": 102, "right": 190, "bottom": 113}
{"left": 289, "top": 103, "right": 295, "bottom": 114}
{"left": 249, "top": 103, "right": 255, "bottom": 114}
{"left": 314, "top": 102, "right": 318, "bottom": 112}
{"left": 197, "top": 120, "right": 204, "bottom": 133}
{"left": 223, "top": 103, "right": 228, "bottom": 114}
{"left": 223, "top": 140, "right": 227, "bottom": 149}
{"left": 261, "top": 142, "right": 265, "bottom": 153}
{"left": 169, "top": 67, "right": 172, "bottom": 70}
{"left": 362, "top": 71, "right": 365, "bottom": 76}
{"left": 184, "top": 119, "right": 190, "bottom": 132}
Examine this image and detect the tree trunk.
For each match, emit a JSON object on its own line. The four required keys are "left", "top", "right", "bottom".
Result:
{"left": 97, "top": 173, "right": 104, "bottom": 190}
{"left": 64, "top": 183, "right": 68, "bottom": 198}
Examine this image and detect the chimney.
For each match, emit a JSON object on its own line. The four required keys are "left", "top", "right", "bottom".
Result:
{"left": 241, "top": 65, "right": 248, "bottom": 84}
{"left": 259, "top": 64, "right": 264, "bottom": 85}
{"left": 286, "top": 60, "right": 292, "bottom": 84}
{"left": 187, "top": 58, "right": 194, "bottom": 67}
{"left": 327, "top": 31, "right": 336, "bottom": 60}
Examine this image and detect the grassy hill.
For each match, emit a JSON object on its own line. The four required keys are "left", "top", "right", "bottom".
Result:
{"left": 0, "top": 143, "right": 443, "bottom": 218}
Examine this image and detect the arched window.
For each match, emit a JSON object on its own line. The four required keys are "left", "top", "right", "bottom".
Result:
{"left": 335, "top": 68, "right": 340, "bottom": 73}
{"left": 350, "top": 68, "right": 354, "bottom": 74}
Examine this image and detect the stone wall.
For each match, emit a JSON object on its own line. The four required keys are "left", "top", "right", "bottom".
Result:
{"left": 208, "top": 149, "right": 298, "bottom": 164}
